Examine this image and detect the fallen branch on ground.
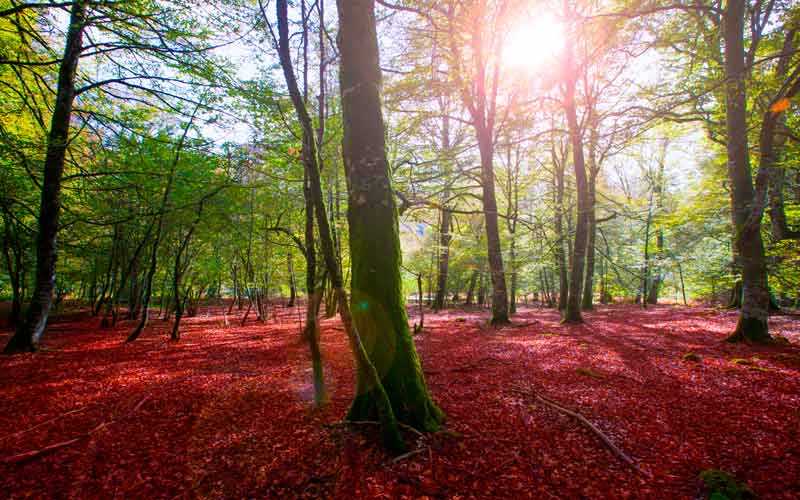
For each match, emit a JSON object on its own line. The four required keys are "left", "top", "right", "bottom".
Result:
{"left": 512, "top": 386, "right": 651, "bottom": 478}
{"left": 0, "top": 406, "right": 87, "bottom": 442}
{"left": 391, "top": 447, "right": 427, "bottom": 463}
{"left": 1, "top": 395, "right": 151, "bottom": 465}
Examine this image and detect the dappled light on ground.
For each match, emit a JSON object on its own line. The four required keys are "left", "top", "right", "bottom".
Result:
{"left": 1, "top": 304, "right": 798, "bottom": 498}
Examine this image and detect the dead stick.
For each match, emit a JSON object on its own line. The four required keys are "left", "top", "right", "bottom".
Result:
{"left": 513, "top": 388, "right": 650, "bottom": 478}
{"left": 0, "top": 407, "right": 87, "bottom": 442}
{"left": 1, "top": 395, "right": 150, "bottom": 465}
{"left": 391, "top": 447, "right": 427, "bottom": 463}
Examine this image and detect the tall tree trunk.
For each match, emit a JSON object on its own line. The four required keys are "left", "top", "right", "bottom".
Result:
{"left": 509, "top": 237, "right": 517, "bottom": 314}
{"left": 433, "top": 208, "right": 451, "bottom": 310}
{"left": 477, "top": 131, "right": 509, "bottom": 324}
{"left": 4, "top": 1, "right": 87, "bottom": 353}
{"left": 464, "top": 269, "right": 478, "bottom": 305}
{"left": 170, "top": 196, "right": 209, "bottom": 341}
{"left": 278, "top": 0, "right": 442, "bottom": 451}
{"left": 582, "top": 161, "right": 598, "bottom": 310}
{"left": 1, "top": 206, "right": 23, "bottom": 328}
{"left": 433, "top": 110, "right": 452, "bottom": 311}
{"left": 562, "top": 46, "right": 589, "bottom": 324}
{"left": 641, "top": 196, "right": 652, "bottom": 309}
{"left": 723, "top": 0, "right": 771, "bottom": 342}
{"left": 299, "top": 0, "right": 327, "bottom": 408}
{"left": 303, "top": 167, "right": 326, "bottom": 407}
{"left": 766, "top": 25, "right": 797, "bottom": 242}
{"left": 552, "top": 146, "right": 569, "bottom": 311}
{"left": 287, "top": 252, "right": 296, "bottom": 307}
{"left": 332, "top": 0, "right": 443, "bottom": 440}
{"left": 647, "top": 141, "right": 667, "bottom": 305}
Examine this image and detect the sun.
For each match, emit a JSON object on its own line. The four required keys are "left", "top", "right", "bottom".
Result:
{"left": 503, "top": 14, "right": 565, "bottom": 70}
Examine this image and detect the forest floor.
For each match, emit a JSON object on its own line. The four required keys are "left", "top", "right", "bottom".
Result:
{"left": 0, "top": 304, "right": 798, "bottom": 499}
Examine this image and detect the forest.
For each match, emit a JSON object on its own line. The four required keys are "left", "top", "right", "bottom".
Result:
{"left": 0, "top": 0, "right": 799, "bottom": 498}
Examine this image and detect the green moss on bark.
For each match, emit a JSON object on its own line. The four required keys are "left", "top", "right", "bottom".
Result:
{"left": 726, "top": 316, "right": 772, "bottom": 343}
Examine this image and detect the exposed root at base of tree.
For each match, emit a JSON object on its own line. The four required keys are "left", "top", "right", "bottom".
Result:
{"left": 323, "top": 419, "right": 425, "bottom": 440}
{"left": 1, "top": 395, "right": 150, "bottom": 465}
{"left": 512, "top": 386, "right": 651, "bottom": 478}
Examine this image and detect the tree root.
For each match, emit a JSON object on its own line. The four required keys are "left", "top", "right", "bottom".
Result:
{"left": 324, "top": 419, "right": 425, "bottom": 440}
{"left": 512, "top": 386, "right": 651, "bottom": 478}
{"left": 1, "top": 395, "right": 150, "bottom": 464}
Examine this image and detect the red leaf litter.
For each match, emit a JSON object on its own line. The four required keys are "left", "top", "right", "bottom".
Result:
{"left": 1, "top": 304, "right": 798, "bottom": 499}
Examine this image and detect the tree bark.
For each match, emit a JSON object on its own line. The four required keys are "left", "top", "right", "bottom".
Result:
{"left": 562, "top": 44, "right": 589, "bottom": 324}
{"left": 287, "top": 252, "right": 296, "bottom": 307}
{"left": 552, "top": 144, "right": 569, "bottom": 311}
{"left": 1, "top": 205, "right": 23, "bottom": 328}
{"left": 4, "top": 0, "right": 87, "bottom": 353}
{"left": 582, "top": 140, "right": 598, "bottom": 310}
{"left": 277, "top": 0, "right": 442, "bottom": 452}
{"left": 464, "top": 269, "right": 478, "bottom": 305}
{"left": 433, "top": 207, "right": 452, "bottom": 310}
{"left": 333, "top": 0, "right": 443, "bottom": 441}
{"left": 723, "top": 0, "right": 771, "bottom": 342}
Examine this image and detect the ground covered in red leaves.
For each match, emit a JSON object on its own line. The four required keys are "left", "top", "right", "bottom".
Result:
{"left": 1, "top": 304, "right": 798, "bottom": 499}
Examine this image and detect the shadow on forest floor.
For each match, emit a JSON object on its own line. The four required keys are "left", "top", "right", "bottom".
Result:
{"left": 0, "top": 303, "right": 798, "bottom": 499}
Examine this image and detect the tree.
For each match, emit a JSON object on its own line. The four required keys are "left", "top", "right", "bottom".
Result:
{"left": 446, "top": 0, "right": 511, "bottom": 325}
{"left": 334, "top": 0, "right": 444, "bottom": 437}
{"left": 721, "top": 0, "right": 771, "bottom": 342}
{"left": 3, "top": 0, "right": 87, "bottom": 353}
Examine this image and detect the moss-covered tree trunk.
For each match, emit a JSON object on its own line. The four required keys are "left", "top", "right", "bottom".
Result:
{"left": 722, "top": 0, "right": 771, "bottom": 343}
{"left": 334, "top": 0, "right": 443, "bottom": 433}
{"left": 278, "top": 0, "right": 431, "bottom": 452}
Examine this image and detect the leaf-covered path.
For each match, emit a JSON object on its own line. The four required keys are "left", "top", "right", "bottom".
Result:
{"left": 1, "top": 305, "right": 798, "bottom": 499}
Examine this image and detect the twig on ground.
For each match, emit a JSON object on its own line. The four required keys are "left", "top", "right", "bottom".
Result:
{"left": 391, "top": 447, "right": 427, "bottom": 463}
{"left": 0, "top": 407, "right": 87, "bottom": 442}
{"left": 512, "top": 386, "right": 651, "bottom": 478}
{"left": 1, "top": 395, "right": 151, "bottom": 465}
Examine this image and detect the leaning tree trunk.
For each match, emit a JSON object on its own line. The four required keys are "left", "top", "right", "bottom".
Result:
{"left": 333, "top": 0, "right": 443, "bottom": 437}
{"left": 4, "top": 1, "right": 87, "bottom": 353}
{"left": 723, "top": 0, "right": 771, "bottom": 342}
